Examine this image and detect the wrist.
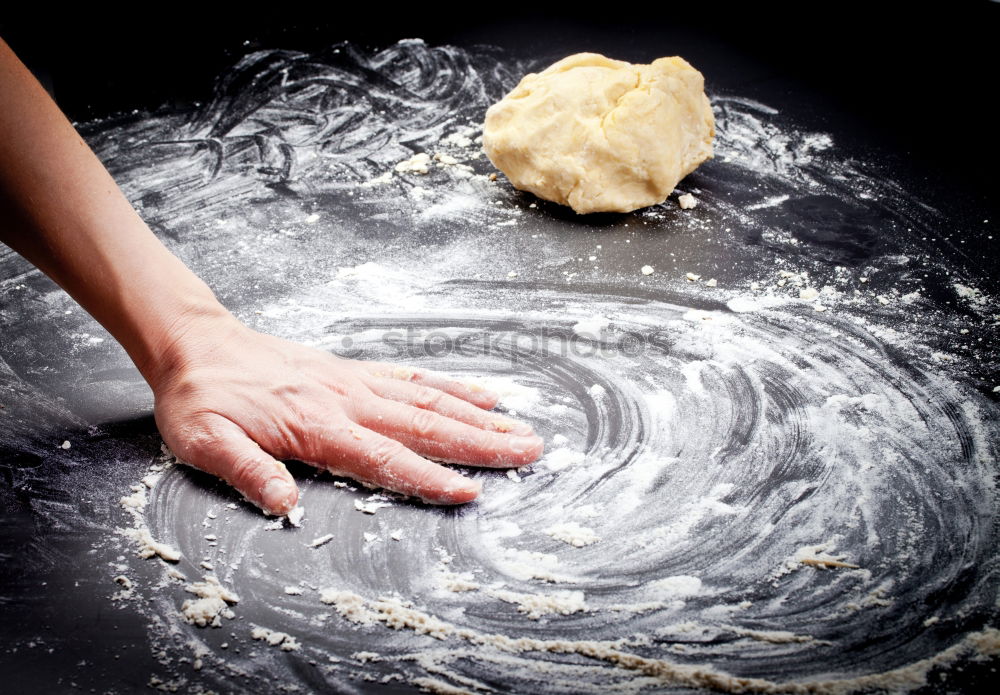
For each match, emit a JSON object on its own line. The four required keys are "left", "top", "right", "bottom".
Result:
{"left": 128, "top": 292, "right": 242, "bottom": 392}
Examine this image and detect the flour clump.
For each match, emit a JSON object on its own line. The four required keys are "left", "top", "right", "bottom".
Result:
{"left": 483, "top": 53, "right": 715, "bottom": 214}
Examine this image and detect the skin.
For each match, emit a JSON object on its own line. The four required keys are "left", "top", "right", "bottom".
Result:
{"left": 0, "top": 38, "right": 544, "bottom": 515}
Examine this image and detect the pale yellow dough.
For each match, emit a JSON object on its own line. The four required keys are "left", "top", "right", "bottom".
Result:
{"left": 482, "top": 53, "right": 715, "bottom": 214}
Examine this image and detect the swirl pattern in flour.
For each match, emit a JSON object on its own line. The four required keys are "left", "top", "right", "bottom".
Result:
{"left": 142, "top": 286, "right": 999, "bottom": 693}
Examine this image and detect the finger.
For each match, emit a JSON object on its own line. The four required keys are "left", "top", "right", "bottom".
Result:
{"left": 314, "top": 423, "right": 481, "bottom": 504}
{"left": 170, "top": 416, "right": 299, "bottom": 516}
{"left": 355, "top": 397, "right": 544, "bottom": 468}
{"left": 364, "top": 377, "right": 535, "bottom": 435}
{"left": 354, "top": 361, "right": 499, "bottom": 410}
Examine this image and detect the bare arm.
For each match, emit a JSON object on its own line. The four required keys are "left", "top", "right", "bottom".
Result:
{"left": 0, "top": 38, "right": 543, "bottom": 514}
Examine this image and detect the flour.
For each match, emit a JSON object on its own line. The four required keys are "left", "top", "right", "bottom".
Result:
{"left": 395, "top": 152, "right": 432, "bottom": 175}
{"left": 354, "top": 497, "right": 392, "bottom": 514}
{"left": 286, "top": 506, "right": 304, "bottom": 527}
{"left": 486, "top": 588, "right": 588, "bottom": 619}
{"left": 90, "top": 39, "right": 1000, "bottom": 695}
{"left": 181, "top": 577, "right": 239, "bottom": 628}
{"left": 120, "top": 527, "right": 182, "bottom": 563}
{"left": 314, "top": 589, "right": 1000, "bottom": 694}
{"left": 545, "top": 522, "right": 600, "bottom": 547}
{"left": 251, "top": 626, "right": 301, "bottom": 651}
{"left": 649, "top": 576, "right": 702, "bottom": 599}
{"left": 308, "top": 534, "right": 334, "bottom": 548}
{"left": 537, "top": 448, "right": 585, "bottom": 472}
{"left": 789, "top": 543, "right": 860, "bottom": 571}
{"left": 572, "top": 315, "right": 610, "bottom": 338}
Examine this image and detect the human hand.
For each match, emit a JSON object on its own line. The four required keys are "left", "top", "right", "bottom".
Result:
{"left": 149, "top": 314, "right": 544, "bottom": 515}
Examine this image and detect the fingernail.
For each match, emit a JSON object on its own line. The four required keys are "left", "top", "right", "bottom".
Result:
{"left": 261, "top": 477, "right": 296, "bottom": 514}
{"left": 493, "top": 419, "right": 534, "bottom": 435}
{"left": 510, "top": 435, "right": 543, "bottom": 455}
{"left": 452, "top": 477, "right": 482, "bottom": 502}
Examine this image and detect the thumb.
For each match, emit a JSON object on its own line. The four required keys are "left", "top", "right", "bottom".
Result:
{"left": 169, "top": 416, "right": 299, "bottom": 516}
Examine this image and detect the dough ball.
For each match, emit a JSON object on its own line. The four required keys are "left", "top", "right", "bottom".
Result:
{"left": 482, "top": 53, "right": 715, "bottom": 214}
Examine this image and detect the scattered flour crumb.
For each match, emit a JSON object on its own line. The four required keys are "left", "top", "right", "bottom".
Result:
{"left": 352, "top": 650, "right": 382, "bottom": 663}
{"left": 791, "top": 543, "right": 859, "bottom": 570}
{"left": 506, "top": 469, "right": 522, "bottom": 482}
{"left": 732, "top": 627, "right": 818, "bottom": 644}
{"left": 487, "top": 588, "right": 587, "bottom": 619}
{"left": 286, "top": 506, "right": 305, "bottom": 527}
{"left": 355, "top": 498, "right": 391, "bottom": 514}
{"left": 309, "top": 534, "right": 335, "bottom": 548}
{"left": 438, "top": 569, "right": 480, "bottom": 593}
{"left": 120, "top": 527, "right": 181, "bottom": 563}
{"left": 545, "top": 521, "right": 600, "bottom": 547}
{"left": 181, "top": 576, "right": 239, "bottom": 628}
{"left": 649, "top": 575, "right": 702, "bottom": 599}
{"left": 60, "top": 440, "right": 72, "bottom": 449}
{"left": 641, "top": 265, "right": 654, "bottom": 276}
{"left": 251, "top": 626, "right": 301, "bottom": 651}
{"left": 677, "top": 193, "right": 698, "bottom": 209}
{"left": 319, "top": 590, "right": 452, "bottom": 640}
{"left": 395, "top": 152, "right": 431, "bottom": 174}
{"left": 390, "top": 529, "right": 404, "bottom": 541}
{"left": 111, "top": 575, "right": 134, "bottom": 601}
{"left": 433, "top": 152, "right": 459, "bottom": 165}
{"left": 284, "top": 586, "right": 304, "bottom": 595}
{"left": 953, "top": 283, "right": 986, "bottom": 309}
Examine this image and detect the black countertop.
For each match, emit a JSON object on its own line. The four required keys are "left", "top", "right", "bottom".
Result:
{"left": 1, "top": 9, "right": 998, "bottom": 694}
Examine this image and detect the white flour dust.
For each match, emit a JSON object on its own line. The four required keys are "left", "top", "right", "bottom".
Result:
{"left": 75, "top": 39, "right": 1000, "bottom": 694}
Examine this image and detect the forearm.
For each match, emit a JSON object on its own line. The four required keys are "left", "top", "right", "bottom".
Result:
{"left": 0, "top": 37, "right": 231, "bottom": 387}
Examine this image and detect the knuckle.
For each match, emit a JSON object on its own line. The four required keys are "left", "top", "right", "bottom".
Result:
{"left": 366, "top": 438, "right": 409, "bottom": 470}
{"left": 178, "top": 423, "right": 224, "bottom": 462}
{"left": 414, "top": 387, "right": 445, "bottom": 410}
{"left": 226, "top": 454, "right": 264, "bottom": 492}
{"left": 408, "top": 407, "right": 440, "bottom": 438}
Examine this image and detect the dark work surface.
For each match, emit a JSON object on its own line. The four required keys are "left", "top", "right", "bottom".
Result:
{"left": 1, "top": 8, "right": 999, "bottom": 695}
